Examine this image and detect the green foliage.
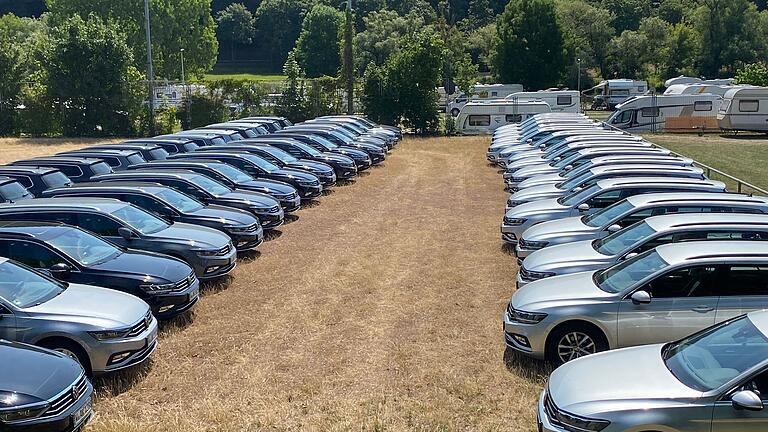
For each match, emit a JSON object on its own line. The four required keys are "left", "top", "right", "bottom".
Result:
{"left": 254, "top": 0, "right": 312, "bottom": 70}
{"left": 217, "top": 3, "right": 256, "bottom": 57}
{"left": 209, "top": 78, "right": 269, "bottom": 116}
{"left": 177, "top": 92, "right": 229, "bottom": 129}
{"left": 735, "top": 62, "right": 768, "bottom": 86}
{"left": 45, "top": 0, "right": 219, "bottom": 80}
{"left": 465, "top": 23, "right": 496, "bottom": 72}
{"left": 275, "top": 50, "right": 308, "bottom": 122}
{"left": 493, "top": 0, "right": 567, "bottom": 89}
{"left": 605, "top": 29, "right": 648, "bottom": 78}
{"left": 306, "top": 76, "right": 344, "bottom": 118}
{"left": 139, "top": 106, "right": 178, "bottom": 135}
{"left": 598, "top": 0, "right": 651, "bottom": 32}
{"left": 0, "top": 14, "right": 44, "bottom": 135}
{"left": 695, "top": 0, "right": 762, "bottom": 77}
{"left": 295, "top": 4, "right": 344, "bottom": 78}
{"left": 556, "top": 0, "right": 614, "bottom": 79}
{"left": 453, "top": 53, "right": 479, "bottom": 96}
{"left": 354, "top": 9, "right": 425, "bottom": 73}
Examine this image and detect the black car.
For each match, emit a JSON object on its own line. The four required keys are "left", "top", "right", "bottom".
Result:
{"left": 267, "top": 132, "right": 373, "bottom": 169}
{"left": 241, "top": 116, "right": 293, "bottom": 128}
{"left": 0, "top": 340, "right": 93, "bottom": 431}
{"left": 168, "top": 152, "right": 323, "bottom": 200}
{"left": 0, "top": 177, "right": 34, "bottom": 203}
{"left": 0, "top": 221, "right": 200, "bottom": 318}
{"left": 0, "top": 166, "right": 74, "bottom": 196}
{"left": 92, "top": 170, "right": 285, "bottom": 228}
{"left": 289, "top": 125, "right": 390, "bottom": 155}
{"left": 42, "top": 182, "right": 264, "bottom": 250}
{"left": 187, "top": 129, "right": 244, "bottom": 142}
{"left": 11, "top": 157, "right": 114, "bottom": 182}
{"left": 196, "top": 145, "right": 337, "bottom": 187}
{"left": 161, "top": 132, "right": 227, "bottom": 146}
{"left": 227, "top": 119, "right": 281, "bottom": 133}
{"left": 56, "top": 149, "right": 148, "bottom": 171}
{"left": 86, "top": 143, "right": 171, "bottom": 161}
{"left": 198, "top": 123, "right": 268, "bottom": 137}
{"left": 123, "top": 138, "right": 200, "bottom": 154}
{"left": 241, "top": 138, "right": 358, "bottom": 180}
{"left": 127, "top": 160, "right": 301, "bottom": 212}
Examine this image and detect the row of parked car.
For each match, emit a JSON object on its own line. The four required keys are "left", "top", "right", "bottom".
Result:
{"left": 490, "top": 113, "right": 768, "bottom": 431}
{"left": 0, "top": 115, "right": 401, "bottom": 431}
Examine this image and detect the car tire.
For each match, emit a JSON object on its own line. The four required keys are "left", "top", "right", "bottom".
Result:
{"left": 546, "top": 323, "right": 608, "bottom": 366}
{"left": 39, "top": 339, "right": 92, "bottom": 376}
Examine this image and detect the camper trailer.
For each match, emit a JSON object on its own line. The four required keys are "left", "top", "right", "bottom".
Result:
{"left": 503, "top": 90, "right": 581, "bottom": 113}
{"left": 607, "top": 93, "right": 722, "bottom": 132}
{"left": 456, "top": 100, "right": 551, "bottom": 135}
{"left": 448, "top": 84, "right": 524, "bottom": 116}
{"left": 586, "top": 79, "right": 648, "bottom": 110}
{"left": 663, "top": 84, "right": 735, "bottom": 96}
{"left": 718, "top": 87, "right": 768, "bottom": 132}
{"left": 664, "top": 76, "right": 735, "bottom": 88}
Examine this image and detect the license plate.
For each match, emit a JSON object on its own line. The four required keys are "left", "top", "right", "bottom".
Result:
{"left": 146, "top": 331, "right": 157, "bottom": 348}
{"left": 188, "top": 287, "right": 200, "bottom": 302}
{"left": 72, "top": 398, "right": 92, "bottom": 428}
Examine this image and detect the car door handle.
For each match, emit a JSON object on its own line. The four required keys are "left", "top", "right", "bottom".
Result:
{"left": 691, "top": 306, "right": 715, "bottom": 313}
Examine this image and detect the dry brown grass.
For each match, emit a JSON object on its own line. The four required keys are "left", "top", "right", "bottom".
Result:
{"left": 0, "top": 138, "right": 124, "bottom": 163}
{"left": 0, "top": 136, "right": 543, "bottom": 431}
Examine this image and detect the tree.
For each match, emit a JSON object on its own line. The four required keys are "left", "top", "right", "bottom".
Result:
{"left": 42, "top": 15, "right": 144, "bottom": 136}
{"left": 657, "top": 0, "right": 697, "bottom": 24}
{"left": 295, "top": 4, "right": 343, "bottom": 78}
{"left": 695, "top": 0, "right": 762, "bottom": 77}
{"left": 735, "top": 62, "right": 768, "bottom": 86}
{"left": 493, "top": 0, "right": 567, "bottom": 89}
{"left": 352, "top": 0, "right": 386, "bottom": 31}
{"left": 466, "top": 0, "right": 494, "bottom": 27}
{"left": 465, "top": 23, "right": 496, "bottom": 73}
{"left": 253, "top": 0, "right": 312, "bottom": 70}
{"left": 354, "top": 9, "right": 424, "bottom": 73}
{"left": 555, "top": 0, "right": 615, "bottom": 78}
{"left": 598, "top": 0, "right": 651, "bottom": 32}
{"left": 0, "top": 14, "right": 41, "bottom": 135}
{"left": 45, "top": 0, "right": 219, "bottom": 80}
{"left": 605, "top": 30, "right": 648, "bottom": 78}
{"left": 275, "top": 50, "right": 307, "bottom": 122}
{"left": 216, "top": 3, "right": 256, "bottom": 61}
{"left": 662, "top": 23, "right": 699, "bottom": 78}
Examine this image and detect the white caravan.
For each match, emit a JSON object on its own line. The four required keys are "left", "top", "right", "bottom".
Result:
{"left": 457, "top": 100, "right": 551, "bottom": 135}
{"left": 663, "top": 84, "right": 735, "bottom": 96}
{"left": 448, "top": 83, "right": 524, "bottom": 116}
{"left": 718, "top": 87, "right": 768, "bottom": 132}
{"left": 585, "top": 79, "right": 648, "bottom": 109}
{"left": 607, "top": 93, "right": 722, "bottom": 132}
{"left": 664, "top": 76, "right": 735, "bottom": 88}
{"left": 504, "top": 90, "right": 581, "bottom": 113}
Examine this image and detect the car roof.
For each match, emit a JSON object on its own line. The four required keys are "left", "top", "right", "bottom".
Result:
{"left": 625, "top": 192, "right": 768, "bottom": 207}
{"left": 0, "top": 197, "right": 128, "bottom": 212}
{"left": 645, "top": 213, "right": 768, "bottom": 231}
{"left": 135, "top": 160, "right": 229, "bottom": 168}
{"left": 656, "top": 240, "right": 768, "bottom": 265}
{"left": 62, "top": 149, "right": 143, "bottom": 156}
{"left": 124, "top": 138, "right": 193, "bottom": 144}
{"left": 588, "top": 155, "right": 692, "bottom": 164}
{"left": 97, "top": 169, "right": 202, "bottom": 179}
{"left": 747, "top": 311, "right": 768, "bottom": 336}
{"left": 585, "top": 164, "right": 702, "bottom": 175}
{"left": 594, "top": 176, "right": 724, "bottom": 189}
{"left": 90, "top": 143, "right": 162, "bottom": 150}
{"left": 0, "top": 166, "right": 60, "bottom": 175}
{"left": 16, "top": 156, "right": 106, "bottom": 165}
{"left": 0, "top": 176, "right": 20, "bottom": 185}
{"left": 53, "top": 181, "right": 171, "bottom": 193}
{"left": 0, "top": 221, "right": 87, "bottom": 239}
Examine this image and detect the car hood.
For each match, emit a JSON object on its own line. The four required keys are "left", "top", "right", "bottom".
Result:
{"left": 27, "top": 284, "right": 150, "bottom": 328}
{"left": 223, "top": 190, "right": 280, "bottom": 207}
{"left": 272, "top": 168, "right": 320, "bottom": 183}
{"left": 92, "top": 250, "right": 192, "bottom": 284}
{"left": 317, "top": 153, "right": 355, "bottom": 166}
{"left": 517, "top": 173, "right": 565, "bottom": 189}
{"left": 332, "top": 147, "right": 369, "bottom": 159}
{"left": 495, "top": 143, "right": 535, "bottom": 155}
{"left": 504, "top": 148, "right": 545, "bottom": 162}
{"left": 512, "top": 271, "right": 611, "bottom": 311}
{"left": 191, "top": 204, "right": 259, "bottom": 226}
{"left": 547, "top": 344, "right": 702, "bottom": 417}
{"left": 505, "top": 198, "right": 570, "bottom": 220}
{"left": 0, "top": 341, "right": 83, "bottom": 401}
{"left": 509, "top": 184, "right": 566, "bottom": 202}
{"left": 156, "top": 223, "right": 230, "bottom": 249}
{"left": 289, "top": 160, "right": 334, "bottom": 173}
{"left": 239, "top": 179, "right": 296, "bottom": 195}
{"left": 507, "top": 163, "right": 558, "bottom": 178}
{"left": 521, "top": 216, "right": 595, "bottom": 243}
{"left": 523, "top": 241, "right": 612, "bottom": 273}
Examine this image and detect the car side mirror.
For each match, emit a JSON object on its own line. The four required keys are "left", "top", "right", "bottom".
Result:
{"left": 527, "top": 139, "right": 533, "bottom": 144}
{"left": 623, "top": 252, "right": 639, "bottom": 261}
{"left": 553, "top": 157, "right": 562, "bottom": 162}
{"left": 607, "top": 224, "right": 622, "bottom": 233}
{"left": 563, "top": 165, "right": 574, "bottom": 171}
{"left": 732, "top": 390, "right": 764, "bottom": 411}
{"left": 631, "top": 290, "right": 652, "bottom": 305}
{"left": 538, "top": 144, "right": 546, "bottom": 150}
{"left": 577, "top": 203, "right": 590, "bottom": 212}
{"left": 118, "top": 227, "right": 135, "bottom": 241}
{"left": 572, "top": 187, "right": 583, "bottom": 193}
{"left": 50, "top": 263, "right": 72, "bottom": 276}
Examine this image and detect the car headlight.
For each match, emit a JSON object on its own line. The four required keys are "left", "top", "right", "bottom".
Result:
{"left": 88, "top": 329, "right": 130, "bottom": 340}
{"left": 507, "top": 200, "right": 526, "bottom": 208}
{"left": 507, "top": 303, "right": 548, "bottom": 324}
{"left": 545, "top": 392, "right": 610, "bottom": 432}
{"left": 503, "top": 217, "right": 527, "bottom": 225}
{"left": 519, "top": 239, "right": 549, "bottom": 250}
{"left": 0, "top": 391, "right": 48, "bottom": 423}
{"left": 139, "top": 281, "right": 178, "bottom": 293}
{"left": 520, "top": 268, "right": 556, "bottom": 282}
{"left": 194, "top": 249, "right": 222, "bottom": 257}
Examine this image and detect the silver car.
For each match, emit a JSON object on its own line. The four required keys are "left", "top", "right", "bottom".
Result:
{"left": 0, "top": 257, "right": 158, "bottom": 375}
{"left": 496, "top": 133, "right": 639, "bottom": 166}
{"left": 500, "top": 177, "right": 727, "bottom": 244}
{"left": 518, "top": 213, "right": 768, "bottom": 287}
{"left": 492, "top": 130, "right": 624, "bottom": 160}
{"left": 498, "top": 139, "right": 649, "bottom": 170}
{"left": 538, "top": 311, "right": 768, "bottom": 432}
{"left": 505, "top": 164, "right": 706, "bottom": 210}
{"left": 515, "top": 192, "right": 768, "bottom": 259}
{"left": 504, "top": 241, "right": 768, "bottom": 364}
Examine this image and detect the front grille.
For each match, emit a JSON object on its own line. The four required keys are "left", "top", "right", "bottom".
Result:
{"left": 41, "top": 374, "right": 88, "bottom": 418}
{"left": 127, "top": 310, "right": 153, "bottom": 337}
{"left": 237, "top": 223, "right": 260, "bottom": 233}
{"left": 519, "top": 266, "right": 534, "bottom": 282}
{"left": 518, "top": 238, "right": 532, "bottom": 249}
{"left": 214, "top": 243, "right": 232, "bottom": 256}
{"left": 169, "top": 271, "right": 197, "bottom": 293}
{"left": 269, "top": 206, "right": 281, "bottom": 213}
{"left": 282, "top": 192, "right": 297, "bottom": 200}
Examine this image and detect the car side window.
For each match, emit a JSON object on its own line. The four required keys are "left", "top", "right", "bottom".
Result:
{"left": 743, "top": 370, "right": 768, "bottom": 401}
{"left": 13, "top": 176, "right": 34, "bottom": 188}
{"left": 719, "top": 266, "right": 768, "bottom": 296}
{"left": 617, "top": 208, "right": 655, "bottom": 227}
{"left": 587, "top": 190, "right": 623, "bottom": 209}
{"left": 173, "top": 182, "right": 205, "bottom": 199}
{"left": 101, "top": 157, "right": 121, "bottom": 168}
{"left": 633, "top": 233, "right": 677, "bottom": 253}
{"left": 76, "top": 213, "right": 122, "bottom": 236}
{"left": 122, "top": 194, "right": 171, "bottom": 216}
{"left": 4, "top": 240, "right": 66, "bottom": 269}
{"left": 57, "top": 165, "right": 83, "bottom": 179}
{"left": 645, "top": 266, "right": 719, "bottom": 298}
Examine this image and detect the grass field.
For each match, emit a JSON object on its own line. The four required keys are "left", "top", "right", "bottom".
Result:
{"left": 202, "top": 73, "right": 286, "bottom": 82}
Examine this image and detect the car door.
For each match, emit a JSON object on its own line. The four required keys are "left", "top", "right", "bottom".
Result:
{"left": 714, "top": 265, "right": 768, "bottom": 322}
{"left": 617, "top": 265, "right": 721, "bottom": 347}
{"left": 0, "top": 243, "right": 17, "bottom": 339}
{"left": 711, "top": 366, "right": 768, "bottom": 430}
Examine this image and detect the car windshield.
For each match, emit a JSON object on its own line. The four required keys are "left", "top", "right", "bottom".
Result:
{"left": 240, "top": 154, "right": 280, "bottom": 173}
{"left": 558, "top": 184, "right": 599, "bottom": 206}
{"left": 111, "top": 205, "right": 169, "bottom": 235}
{"left": 0, "top": 182, "right": 32, "bottom": 201}
{"left": 183, "top": 143, "right": 199, "bottom": 152}
{"left": 90, "top": 162, "right": 113, "bottom": 175}
{"left": 582, "top": 200, "right": 635, "bottom": 227}
{"left": 210, "top": 163, "right": 255, "bottom": 184}
{"left": 594, "top": 250, "right": 669, "bottom": 293}
{"left": 329, "top": 130, "right": 354, "bottom": 143}
{"left": 126, "top": 153, "right": 146, "bottom": 165}
{"left": 47, "top": 229, "right": 120, "bottom": 266}
{"left": 664, "top": 316, "right": 768, "bottom": 392}
{"left": 563, "top": 163, "right": 593, "bottom": 179}
{"left": 149, "top": 148, "right": 169, "bottom": 160}
{"left": 41, "top": 171, "right": 73, "bottom": 189}
{"left": 309, "top": 135, "right": 339, "bottom": 149}
{"left": 293, "top": 142, "right": 323, "bottom": 156}
{"left": 189, "top": 175, "right": 233, "bottom": 197}
{"left": 212, "top": 137, "right": 226, "bottom": 146}
{"left": 0, "top": 260, "right": 65, "bottom": 308}
{"left": 558, "top": 172, "right": 593, "bottom": 190}
{"left": 552, "top": 152, "right": 583, "bottom": 169}
{"left": 594, "top": 221, "right": 657, "bottom": 255}
{"left": 264, "top": 148, "right": 298, "bottom": 163}
{"left": 155, "top": 188, "right": 205, "bottom": 213}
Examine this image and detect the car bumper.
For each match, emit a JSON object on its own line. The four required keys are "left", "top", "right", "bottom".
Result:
{"left": 254, "top": 211, "right": 284, "bottom": 229}
{"left": 515, "top": 271, "right": 530, "bottom": 290}
{"left": 151, "top": 279, "right": 200, "bottom": 319}
{"left": 297, "top": 185, "right": 323, "bottom": 200}
{"left": 226, "top": 228, "right": 264, "bottom": 251}
{"left": 500, "top": 223, "right": 530, "bottom": 245}
{"left": 537, "top": 390, "right": 565, "bottom": 432}
{"left": 355, "top": 159, "right": 372, "bottom": 171}
{"left": 86, "top": 316, "right": 159, "bottom": 375}
{"left": 277, "top": 195, "right": 302, "bottom": 212}
{"left": 6, "top": 383, "right": 94, "bottom": 432}
{"left": 502, "top": 310, "right": 546, "bottom": 359}
{"left": 515, "top": 244, "right": 540, "bottom": 259}
{"left": 192, "top": 249, "right": 238, "bottom": 281}
{"left": 334, "top": 166, "right": 358, "bottom": 179}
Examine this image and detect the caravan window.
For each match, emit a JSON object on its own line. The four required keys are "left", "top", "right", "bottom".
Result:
{"left": 610, "top": 89, "right": 630, "bottom": 96}
{"left": 468, "top": 115, "right": 491, "bottom": 126}
{"left": 505, "top": 114, "right": 523, "bottom": 123}
{"left": 694, "top": 101, "right": 713, "bottom": 112}
{"left": 740, "top": 100, "right": 760, "bottom": 112}
{"left": 491, "top": 91, "right": 498, "bottom": 97}
{"left": 556, "top": 96, "right": 572, "bottom": 105}
{"left": 641, "top": 107, "right": 660, "bottom": 117}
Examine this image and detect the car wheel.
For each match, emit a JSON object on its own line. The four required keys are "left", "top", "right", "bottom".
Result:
{"left": 546, "top": 323, "right": 607, "bottom": 366}
{"left": 451, "top": 108, "right": 460, "bottom": 117}
{"left": 39, "top": 339, "right": 92, "bottom": 376}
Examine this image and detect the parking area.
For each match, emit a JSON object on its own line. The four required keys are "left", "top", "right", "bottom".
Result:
{"left": 0, "top": 135, "right": 546, "bottom": 431}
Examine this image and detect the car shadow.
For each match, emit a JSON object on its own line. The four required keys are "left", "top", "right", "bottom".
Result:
{"left": 321, "top": 188, "right": 336, "bottom": 197}
{"left": 371, "top": 163, "right": 386, "bottom": 169}
{"left": 283, "top": 214, "right": 300, "bottom": 225}
{"left": 237, "top": 250, "right": 261, "bottom": 263}
{"left": 300, "top": 200, "right": 321, "bottom": 209}
{"left": 335, "top": 178, "right": 356, "bottom": 187}
{"left": 264, "top": 229, "right": 283, "bottom": 241}
{"left": 158, "top": 310, "right": 195, "bottom": 336}
{"left": 501, "top": 243, "right": 517, "bottom": 257}
{"left": 92, "top": 359, "right": 153, "bottom": 397}
{"left": 199, "top": 274, "right": 234, "bottom": 295}
{"left": 503, "top": 348, "right": 552, "bottom": 384}
{"left": 358, "top": 170, "right": 371, "bottom": 178}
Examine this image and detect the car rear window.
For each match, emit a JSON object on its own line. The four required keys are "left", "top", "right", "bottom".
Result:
{"left": 42, "top": 171, "right": 73, "bottom": 189}
{"left": 149, "top": 148, "right": 170, "bottom": 160}
{"left": 90, "top": 162, "right": 113, "bottom": 175}
{"left": 126, "top": 153, "right": 147, "bottom": 165}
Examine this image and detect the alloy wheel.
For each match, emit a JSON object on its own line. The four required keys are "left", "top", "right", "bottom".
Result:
{"left": 557, "top": 331, "right": 596, "bottom": 363}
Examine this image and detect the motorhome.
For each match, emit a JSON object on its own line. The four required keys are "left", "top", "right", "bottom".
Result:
{"left": 585, "top": 79, "right": 648, "bottom": 110}
{"left": 448, "top": 84, "right": 524, "bottom": 116}
{"left": 503, "top": 90, "right": 581, "bottom": 113}
{"left": 663, "top": 83, "right": 735, "bottom": 96}
{"left": 664, "top": 76, "right": 735, "bottom": 88}
{"left": 607, "top": 93, "right": 722, "bottom": 132}
{"left": 718, "top": 87, "right": 768, "bottom": 132}
{"left": 456, "top": 100, "right": 551, "bottom": 135}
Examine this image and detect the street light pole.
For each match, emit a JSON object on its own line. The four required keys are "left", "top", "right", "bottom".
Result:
{"left": 180, "top": 48, "right": 186, "bottom": 85}
{"left": 576, "top": 58, "right": 582, "bottom": 113}
{"left": 344, "top": 0, "right": 354, "bottom": 115}
{"left": 143, "top": 0, "right": 155, "bottom": 135}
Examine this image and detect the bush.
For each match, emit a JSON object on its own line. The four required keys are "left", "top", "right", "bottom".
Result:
{"left": 177, "top": 93, "right": 229, "bottom": 130}
{"left": 138, "top": 106, "right": 179, "bottom": 136}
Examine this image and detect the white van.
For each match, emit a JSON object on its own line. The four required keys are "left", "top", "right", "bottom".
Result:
{"left": 504, "top": 90, "right": 581, "bottom": 113}
{"left": 448, "top": 84, "right": 524, "bottom": 116}
{"left": 607, "top": 94, "right": 722, "bottom": 132}
{"left": 456, "top": 100, "right": 551, "bottom": 135}
{"left": 718, "top": 87, "right": 768, "bottom": 132}
{"left": 586, "top": 79, "right": 648, "bottom": 109}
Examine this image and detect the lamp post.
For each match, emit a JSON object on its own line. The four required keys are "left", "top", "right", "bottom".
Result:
{"left": 344, "top": 0, "right": 354, "bottom": 115}
{"left": 576, "top": 58, "right": 582, "bottom": 93}
{"left": 143, "top": 0, "right": 155, "bottom": 135}
{"left": 180, "top": 48, "right": 186, "bottom": 85}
